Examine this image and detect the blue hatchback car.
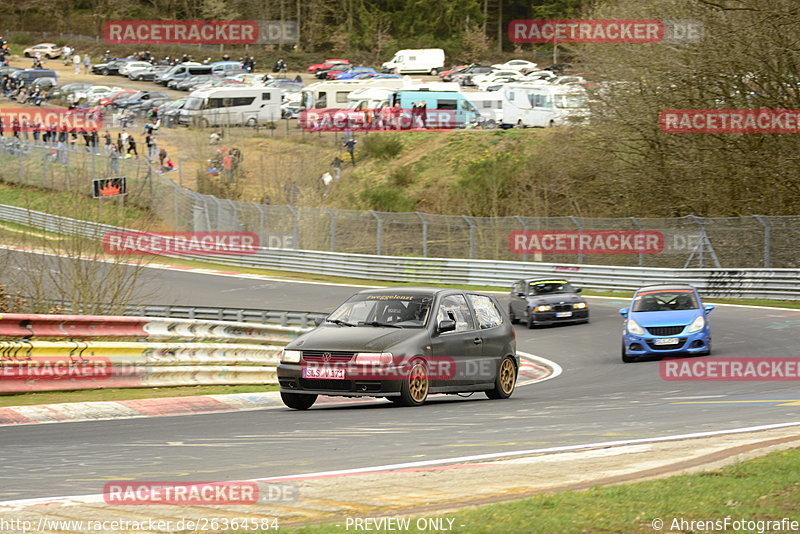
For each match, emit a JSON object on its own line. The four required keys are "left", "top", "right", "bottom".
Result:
{"left": 619, "top": 284, "right": 714, "bottom": 363}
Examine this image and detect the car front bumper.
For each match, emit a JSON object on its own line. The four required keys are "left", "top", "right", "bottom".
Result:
{"left": 623, "top": 329, "right": 710, "bottom": 356}
{"left": 277, "top": 363, "right": 404, "bottom": 397}
{"left": 531, "top": 309, "right": 589, "bottom": 325}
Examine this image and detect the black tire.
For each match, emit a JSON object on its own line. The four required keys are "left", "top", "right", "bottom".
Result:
{"left": 548, "top": 120, "right": 556, "bottom": 127}
{"left": 486, "top": 356, "right": 517, "bottom": 399}
{"left": 246, "top": 117, "right": 257, "bottom": 127}
{"left": 429, "top": 68, "right": 439, "bottom": 75}
{"left": 396, "top": 360, "right": 429, "bottom": 407}
{"left": 280, "top": 392, "right": 317, "bottom": 410}
{"left": 526, "top": 309, "right": 535, "bottom": 329}
{"left": 508, "top": 306, "right": 518, "bottom": 324}
{"left": 621, "top": 341, "right": 636, "bottom": 363}
{"left": 102, "top": 68, "right": 110, "bottom": 75}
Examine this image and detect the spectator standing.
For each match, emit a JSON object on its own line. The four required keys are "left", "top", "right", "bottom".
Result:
{"left": 158, "top": 147, "right": 167, "bottom": 168}
{"left": 343, "top": 137, "right": 357, "bottom": 166}
{"left": 72, "top": 53, "right": 81, "bottom": 75}
{"left": 127, "top": 134, "right": 138, "bottom": 157}
{"left": 83, "top": 54, "right": 90, "bottom": 74}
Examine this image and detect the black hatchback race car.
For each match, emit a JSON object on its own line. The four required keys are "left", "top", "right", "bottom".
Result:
{"left": 508, "top": 278, "right": 589, "bottom": 328}
{"left": 277, "top": 287, "right": 518, "bottom": 410}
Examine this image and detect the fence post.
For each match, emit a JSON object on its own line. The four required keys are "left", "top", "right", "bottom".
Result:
{"left": 569, "top": 216, "right": 584, "bottom": 264}
{"left": 326, "top": 207, "right": 336, "bottom": 252}
{"left": 287, "top": 205, "right": 299, "bottom": 249}
{"left": 463, "top": 215, "right": 475, "bottom": 259}
{"left": 753, "top": 215, "right": 771, "bottom": 268}
{"left": 631, "top": 217, "right": 644, "bottom": 267}
{"left": 514, "top": 215, "right": 528, "bottom": 262}
{"left": 370, "top": 210, "right": 382, "bottom": 255}
{"left": 417, "top": 212, "right": 428, "bottom": 258}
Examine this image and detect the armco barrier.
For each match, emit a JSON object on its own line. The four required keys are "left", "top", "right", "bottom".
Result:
{"left": 0, "top": 205, "right": 798, "bottom": 300}
{"left": 0, "top": 314, "right": 312, "bottom": 393}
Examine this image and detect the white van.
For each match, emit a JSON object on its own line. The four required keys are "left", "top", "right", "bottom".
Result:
{"left": 500, "top": 83, "right": 589, "bottom": 128}
{"left": 179, "top": 87, "right": 282, "bottom": 127}
{"left": 464, "top": 91, "right": 504, "bottom": 128}
{"left": 381, "top": 49, "right": 445, "bottom": 75}
{"left": 346, "top": 87, "right": 394, "bottom": 110}
{"left": 301, "top": 78, "right": 415, "bottom": 110}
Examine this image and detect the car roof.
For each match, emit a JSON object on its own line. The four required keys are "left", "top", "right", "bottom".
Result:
{"left": 522, "top": 278, "right": 570, "bottom": 284}
{"left": 634, "top": 284, "right": 697, "bottom": 293}
{"left": 355, "top": 287, "right": 463, "bottom": 297}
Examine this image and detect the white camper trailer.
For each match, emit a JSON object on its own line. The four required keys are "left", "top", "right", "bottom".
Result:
{"left": 500, "top": 83, "right": 589, "bottom": 128}
{"left": 179, "top": 86, "right": 282, "bottom": 127}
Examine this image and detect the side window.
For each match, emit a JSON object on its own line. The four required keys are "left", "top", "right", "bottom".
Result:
{"left": 468, "top": 294, "right": 504, "bottom": 329}
{"left": 336, "top": 92, "right": 349, "bottom": 104}
{"left": 436, "top": 294, "right": 475, "bottom": 332}
{"left": 262, "top": 92, "right": 271, "bottom": 100}
{"left": 438, "top": 99, "right": 457, "bottom": 110}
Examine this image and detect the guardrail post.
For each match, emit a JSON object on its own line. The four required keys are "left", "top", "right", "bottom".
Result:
{"left": 569, "top": 216, "right": 584, "bottom": 264}
{"left": 287, "top": 205, "right": 299, "bottom": 249}
{"left": 631, "top": 217, "right": 644, "bottom": 267}
{"left": 514, "top": 216, "right": 528, "bottom": 262}
{"left": 417, "top": 212, "right": 428, "bottom": 258}
{"left": 370, "top": 210, "right": 382, "bottom": 255}
{"left": 326, "top": 207, "right": 336, "bottom": 252}
{"left": 753, "top": 215, "right": 771, "bottom": 268}
{"left": 463, "top": 215, "right": 475, "bottom": 259}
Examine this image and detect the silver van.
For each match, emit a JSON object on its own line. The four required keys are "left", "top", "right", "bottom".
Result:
{"left": 155, "top": 64, "right": 213, "bottom": 86}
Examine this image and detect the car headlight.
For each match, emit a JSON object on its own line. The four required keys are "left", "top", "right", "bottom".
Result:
{"left": 533, "top": 305, "right": 552, "bottom": 312}
{"left": 281, "top": 350, "right": 302, "bottom": 363}
{"left": 627, "top": 319, "right": 646, "bottom": 335}
{"left": 686, "top": 316, "right": 705, "bottom": 333}
{"left": 573, "top": 302, "right": 588, "bottom": 309}
{"left": 353, "top": 352, "right": 393, "bottom": 365}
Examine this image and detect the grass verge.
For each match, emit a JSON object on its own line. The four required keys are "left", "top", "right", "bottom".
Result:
{"left": 0, "top": 384, "right": 278, "bottom": 407}
{"left": 280, "top": 446, "right": 800, "bottom": 533}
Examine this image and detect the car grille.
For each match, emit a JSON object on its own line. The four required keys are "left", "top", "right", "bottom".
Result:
{"left": 646, "top": 326, "right": 685, "bottom": 336}
{"left": 646, "top": 339, "right": 686, "bottom": 350}
{"left": 299, "top": 379, "right": 352, "bottom": 391}
{"left": 302, "top": 351, "right": 355, "bottom": 363}
{"left": 553, "top": 304, "right": 573, "bottom": 312}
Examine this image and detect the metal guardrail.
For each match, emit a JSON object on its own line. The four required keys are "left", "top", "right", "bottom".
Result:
{"left": 1, "top": 205, "right": 798, "bottom": 300}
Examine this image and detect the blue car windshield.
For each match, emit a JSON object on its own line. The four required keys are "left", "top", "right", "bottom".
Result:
{"left": 328, "top": 294, "right": 432, "bottom": 327}
{"left": 632, "top": 290, "right": 698, "bottom": 312}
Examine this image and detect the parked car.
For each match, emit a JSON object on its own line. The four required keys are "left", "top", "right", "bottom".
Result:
{"left": 10, "top": 69, "right": 57, "bottom": 87}
{"left": 23, "top": 43, "right": 61, "bottom": 59}
{"left": 619, "top": 285, "right": 714, "bottom": 363}
{"left": 508, "top": 279, "right": 589, "bottom": 328}
{"left": 476, "top": 75, "right": 521, "bottom": 92}
{"left": 128, "top": 97, "right": 172, "bottom": 116}
{"left": 128, "top": 65, "right": 170, "bottom": 81}
{"left": 113, "top": 91, "right": 170, "bottom": 109}
{"left": 92, "top": 59, "right": 137, "bottom": 75}
{"left": 158, "top": 98, "right": 186, "bottom": 126}
{"left": 118, "top": 61, "right": 153, "bottom": 77}
{"left": 453, "top": 65, "right": 493, "bottom": 86}
{"left": 70, "top": 85, "right": 115, "bottom": 105}
{"left": 333, "top": 67, "right": 377, "bottom": 80}
{"left": 323, "top": 65, "right": 353, "bottom": 80}
{"left": 49, "top": 82, "right": 92, "bottom": 101}
{"left": 471, "top": 70, "right": 521, "bottom": 88}
{"left": 491, "top": 60, "right": 539, "bottom": 72}
{"left": 97, "top": 89, "right": 137, "bottom": 107}
{"left": 439, "top": 65, "right": 469, "bottom": 80}
{"left": 277, "top": 288, "right": 518, "bottom": 409}
{"left": 0, "top": 66, "right": 22, "bottom": 77}
{"left": 174, "top": 75, "right": 219, "bottom": 91}
{"left": 307, "top": 59, "right": 350, "bottom": 74}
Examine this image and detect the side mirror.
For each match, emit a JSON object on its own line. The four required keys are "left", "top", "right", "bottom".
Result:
{"left": 619, "top": 308, "right": 629, "bottom": 318}
{"left": 314, "top": 317, "right": 325, "bottom": 326}
{"left": 516, "top": 292, "right": 525, "bottom": 298}
{"left": 704, "top": 304, "right": 715, "bottom": 315}
{"left": 437, "top": 319, "right": 456, "bottom": 334}
{"left": 575, "top": 288, "right": 582, "bottom": 293}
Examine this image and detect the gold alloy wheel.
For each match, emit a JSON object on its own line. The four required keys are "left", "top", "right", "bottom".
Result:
{"left": 408, "top": 362, "right": 429, "bottom": 403}
{"left": 499, "top": 358, "right": 516, "bottom": 395}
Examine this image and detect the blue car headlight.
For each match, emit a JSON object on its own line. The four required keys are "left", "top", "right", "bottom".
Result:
{"left": 627, "top": 318, "right": 646, "bottom": 335}
{"left": 686, "top": 316, "right": 705, "bottom": 333}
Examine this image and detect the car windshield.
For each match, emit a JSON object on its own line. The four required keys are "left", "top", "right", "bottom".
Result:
{"left": 184, "top": 97, "right": 203, "bottom": 110}
{"left": 327, "top": 294, "right": 432, "bottom": 328}
{"left": 553, "top": 93, "right": 588, "bottom": 109}
{"left": 528, "top": 280, "right": 574, "bottom": 295}
{"left": 632, "top": 290, "right": 699, "bottom": 312}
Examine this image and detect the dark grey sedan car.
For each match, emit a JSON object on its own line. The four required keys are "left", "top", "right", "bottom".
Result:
{"left": 277, "top": 288, "right": 518, "bottom": 409}
{"left": 508, "top": 278, "right": 589, "bottom": 328}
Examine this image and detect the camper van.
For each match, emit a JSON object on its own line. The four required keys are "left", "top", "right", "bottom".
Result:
{"left": 179, "top": 86, "right": 282, "bottom": 127}
{"left": 463, "top": 91, "right": 504, "bottom": 128}
{"left": 301, "top": 78, "right": 413, "bottom": 110}
{"left": 381, "top": 49, "right": 445, "bottom": 75}
{"left": 155, "top": 63, "right": 214, "bottom": 86}
{"left": 500, "top": 83, "right": 589, "bottom": 128}
{"left": 390, "top": 87, "right": 480, "bottom": 128}
{"left": 346, "top": 87, "right": 394, "bottom": 110}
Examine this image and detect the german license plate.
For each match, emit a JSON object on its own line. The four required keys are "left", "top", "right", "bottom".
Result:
{"left": 302, "top": 365, "right": 345, "bottom": 380}
{"left": 555, "top": 311, "right": 572, "bottom": 318}
{"left": 654, "top": 337, "right": 679, "bottom": 345}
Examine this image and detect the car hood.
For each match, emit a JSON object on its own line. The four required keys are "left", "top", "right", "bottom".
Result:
{"left": 630, "top": 309, "right": 701, "bottom": 327}
{"left": 287, "top": 325, "right": 424, "bottom": 352}
{"left": 527, "top": 294, "right": 584, "bottom": 305}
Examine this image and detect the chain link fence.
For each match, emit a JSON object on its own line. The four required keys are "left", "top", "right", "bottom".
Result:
{"left": 0, "top": 137, "right": 797, "bottom": 268}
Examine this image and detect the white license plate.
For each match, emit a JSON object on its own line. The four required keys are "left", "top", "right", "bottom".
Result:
{"left": 555, "top": 311, "right": 573, "bottom": 318}
{"left": 302, "top": 365, "right": 346, "bottom": 380}
{"left": 654, "top": 337, "right": 680, "bottom": 345}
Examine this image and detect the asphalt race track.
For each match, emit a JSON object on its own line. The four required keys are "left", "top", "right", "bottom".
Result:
{"left": 1, "top": 259, "right": 799, "bottom": 501}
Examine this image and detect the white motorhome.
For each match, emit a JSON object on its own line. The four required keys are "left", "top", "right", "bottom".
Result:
{"left": 346, "top": 87, "right": 394, "bottom": 110}
{"left": 179, "top": 86, "right": 282, "bottom": 127}
{"left": 500, "top": 83, "right": 589, "bottom": 128}
{"left": 301, "top": 78, "right": 415, "bottom": 110}
{"left": 381, "top": 49, "right": 445, "bottom": 75}
{"left": 463, "top": 91, "right": 504, "bottom": 128}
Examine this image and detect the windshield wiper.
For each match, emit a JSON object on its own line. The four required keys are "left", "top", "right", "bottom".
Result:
{"left": 326, "top": 319, "right": 356, "bottom": 327}
{"left": 363, "top": 321, "right": 403, "bottom": 328}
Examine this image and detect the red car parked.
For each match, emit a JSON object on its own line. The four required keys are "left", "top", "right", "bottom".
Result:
{"left": 307, "top": 59, "right": 350, "bottom": 74}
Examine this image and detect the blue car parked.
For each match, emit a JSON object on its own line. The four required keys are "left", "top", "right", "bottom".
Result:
{"left": 619, "top": 284, "right": 714, "bottom": 363}
{"left": 334, "top": 67, "right": 377, "bottom": 80}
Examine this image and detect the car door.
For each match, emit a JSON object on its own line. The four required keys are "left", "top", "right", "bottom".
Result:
{"left": 510, "top": 281, "right": 525, "bottom": 318}
{"left": 467, "top": 293, "right": 508, "bottom": 385}
{"left": 428, "top": 293, "right": 482, "bottom": 386}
